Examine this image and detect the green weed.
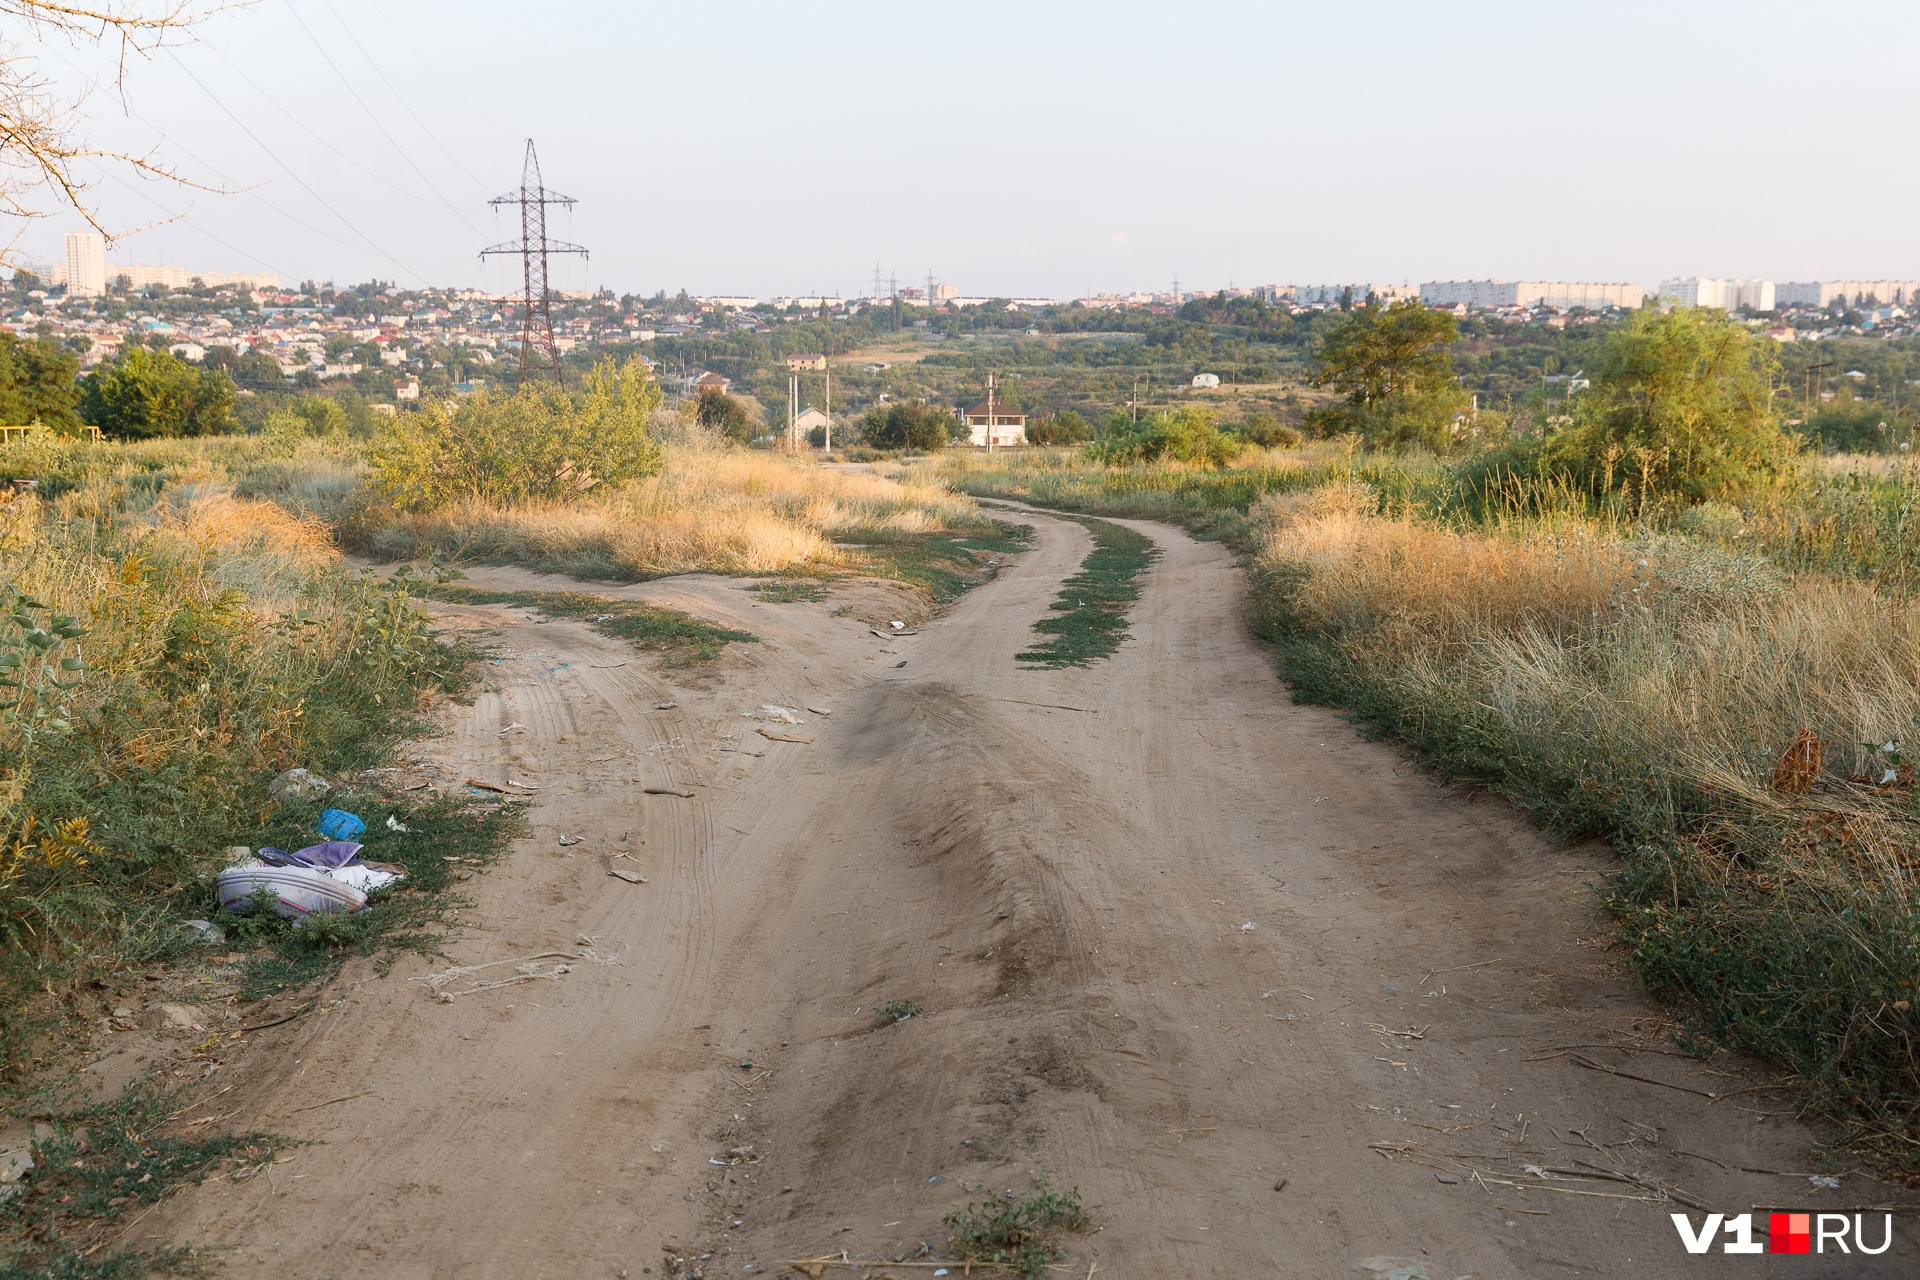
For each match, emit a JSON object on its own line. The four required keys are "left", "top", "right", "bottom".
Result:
{"left": 746, "top": 580, "right": 829, "bottom": 604}
{"left": 1017, "top": 517, "right": 1158, "bottom": 668}
{"left": 426, "top": 586, "right": 755, "bottom": 663}
{"left": 943, "top": 1177, "right": 1087, "bottom": 1279}
{"left": 0, "top": 1075, "right": 278, "bottom": 1276}
{"left": 873, "top": 999, "right": 921, "bottom": 1026}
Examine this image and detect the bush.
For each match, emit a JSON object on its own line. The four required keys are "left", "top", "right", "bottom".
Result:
{"left": 695, "top": 386, "right": 755, "bottom": 444}
{"left": 1027, "top": 408, "right": 1092, "bottom": 446}
{"left": 367, "top": 359, "right": 662, "bottom": 510}
{"left": 79, "top": 348, "right": 236, "bottom": 439}
{"left": 861, "top": 401, "right": 960, "bottom": 450}
{"left": 1797, "top": 399, "right": 1914, "bottom": 454}
{"left": 1234, "top": 412, "right": 1301, "bottom": 449}
{"left": 1531, "top": 309, "right": 1802, "bottom": 503}
{"left": 1084, "top": 408, "right": 1244, "bottom": 467}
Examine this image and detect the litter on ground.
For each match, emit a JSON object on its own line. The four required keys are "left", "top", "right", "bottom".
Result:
{"left": 316, "top": 808, "right": 367, "bottom": 841}
{"left": 558, "top": 834, "right": 583, "bottom": 846}
{"left": 216, "top": 840, "right": 406, "bottom": 918}
{"left": 644, "top": 786, "right": 695, "bottom": 798}
{"left": 609, "top": 868, "right": 646, "bottom": 884}
{"left": 268, "top": 767, "right": 330, "bottom": 801}
{"left": 757, "top": 728, "right": 814, "bottom": 745}
{"left": 415, "top": 937, "right": 618, "bottom": 1000}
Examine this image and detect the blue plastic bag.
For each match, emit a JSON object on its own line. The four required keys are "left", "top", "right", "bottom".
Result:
{"left": 316, "top": 808, "right": 367, "bottom": 841}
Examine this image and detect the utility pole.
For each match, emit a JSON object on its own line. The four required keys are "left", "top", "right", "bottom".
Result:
{"left": 480, "top": 139, "right": 586, "bottom": 387}
{"left": 1804, "top": 356, "right": 1833, "bottom": 417}
{"left": 788, "top": 373, "right": 799, "bottom": 452}
{"left": 986, "top": 371, "right": 997, "bottom": 455}
{"left": 824, "top": 362, "right": 832, "bottom": 453}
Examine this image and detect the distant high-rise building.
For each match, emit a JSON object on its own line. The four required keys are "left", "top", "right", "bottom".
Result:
{"left": 64, "top": 231, "right": 106, "bottom": 297}
{"left": 1776, "top": 280, "right": 1920, "bottom": 309}
{"left": 1657, "top": 277, "right": 1775, "bottom": 311}
{"left": 1420, "top": 280, "right": 1645, "bottom": 311}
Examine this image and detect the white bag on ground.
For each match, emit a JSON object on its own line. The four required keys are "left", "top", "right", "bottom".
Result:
{"left": 216, "top": 862, "right": 368, "bottom": 918}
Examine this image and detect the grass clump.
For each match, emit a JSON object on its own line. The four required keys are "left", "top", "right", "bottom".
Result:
{"left": 0, "top": 1075, "right": 279, "bottom": 1276}
{"left": 943, "top": 1177, "right": 1087, "bottom": 1279}
{"left": 425, "top": 586, "right": 755, "bottom": 663}
{"left": 873, "top": 998, "right": 920, "bottom": 1026}
{"left": 746, "top": 580, "right": 829, "bottom": 604}
{"left": 1017, "top": 517, "right": 1158, "bottom": 668}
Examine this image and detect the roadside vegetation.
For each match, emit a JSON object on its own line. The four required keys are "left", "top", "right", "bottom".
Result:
{"left": 952, "top": 305, "right": 1920, "bottom": 1175}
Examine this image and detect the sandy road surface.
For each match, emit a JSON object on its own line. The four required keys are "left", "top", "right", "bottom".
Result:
{"left": 144, "top": 511, "right": 1912, "bottom": 1279}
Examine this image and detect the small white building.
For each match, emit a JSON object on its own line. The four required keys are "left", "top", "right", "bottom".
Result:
{"left": 793, "top": 407, "right": 830, "bottom": 436}
{"left": 394, "top": 376, "right": 420, "bottom": 401}
{"left": 962, "top": 399, "right": 1028, "bottom": 447}
{"left": 1191, "top": 372, "right": 1221, "bottom": 389}
{"left": 167, "top": 342, "right": 206, "bottom": 363}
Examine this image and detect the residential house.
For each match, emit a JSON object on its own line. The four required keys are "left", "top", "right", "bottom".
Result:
{"left": 786, "top": 353, "right": 828, "bottom": 372}
{"left": 962, "top": 399, "right": 1028, "bottom": 447}
{"left": 694, "top": 371, "right": 732, "bottom": 395}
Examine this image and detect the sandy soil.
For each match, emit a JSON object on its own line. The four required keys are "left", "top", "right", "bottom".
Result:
{"left": 134, "top": 511, "right": 1913, "bottom": 1279}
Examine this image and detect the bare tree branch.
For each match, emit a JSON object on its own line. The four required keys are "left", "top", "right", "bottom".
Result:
{"left": 0, "top": 1, "right": 242, "bottom": 260}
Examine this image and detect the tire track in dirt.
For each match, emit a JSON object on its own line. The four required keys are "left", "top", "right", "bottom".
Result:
{"left": 136, "top": 518, "right": 1911, "bottom": 1279}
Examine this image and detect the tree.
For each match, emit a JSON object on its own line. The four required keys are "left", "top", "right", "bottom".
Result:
{"left": 1535, "top": 308, "right": 1799, "bottom": 502}
{"left": 78, "top": 347, "right": 234, "bottom": 438}
{"left": 1311, "top": 300, "right": 1459, "bottom": 409}
{"left": 694, "top": 386, "right": 754, "bottom": 444}
{"left": 368, "top": 358, "right": 663, "bottom": 511}
{"left": 1028, "top": 408, "right": 1092, "bottom": 446}
{"left": 860, "top": 401, "right": 958, "bottom": 450}
{"left": 1307, "top": 301, "right": 1466, "bottom": 449}
{"left": 0, "top": 332, "right": 79, "bottom": 428}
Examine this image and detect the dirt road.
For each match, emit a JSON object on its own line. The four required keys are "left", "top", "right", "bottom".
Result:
{"left": 146, "top": 510, "right": 1911, "bottom": 1278}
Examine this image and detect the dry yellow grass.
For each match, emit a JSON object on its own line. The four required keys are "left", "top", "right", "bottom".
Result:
{"left": 360, "top": 444, "right": 987, "bottom": 578}
{"left": 1253, "top": 483, "right": 1920, "bottom": 1155}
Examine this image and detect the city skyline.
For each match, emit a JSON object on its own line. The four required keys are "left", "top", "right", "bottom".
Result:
{"left": 13, "top": 2, "right": 1920, "bottom": 298}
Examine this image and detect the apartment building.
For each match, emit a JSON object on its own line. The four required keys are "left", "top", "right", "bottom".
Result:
{"left": 1657, "top": 277, "right": 1775, "bottom": 311}
{"left": 1776, "top": 280, "right": 1920, "bottom": 308}
{"left": 1420, "top": 280, "right": 1645, "bottom": 310}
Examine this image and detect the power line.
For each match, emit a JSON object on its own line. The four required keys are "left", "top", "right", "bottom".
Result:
{"left": 100, "top": 169, "right": 295, "bottom": 281}
{"left": 281, "top": 0, "right": 489, "bottom": 239}
{"left": 204, "top": 40, "right": 470, "bottom": 216}
{"left": 164, "top": 47, "right": 430, "bottom": 285}
{"left": 323, "top": 0, "right": 497, "bottom": 196}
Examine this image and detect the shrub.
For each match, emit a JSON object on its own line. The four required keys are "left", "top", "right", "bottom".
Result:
{"left": 79, "top": 348, "right": 236, "bottom": 439}
{"left": 1084, "top": 408, "right": 1244, "bottom": 467}
{"left": 1532, "top": 308, "right": 1802, "bottom": 503}
{"left": 695, "top": 386, "right": 755, "bottom": 444}
{"left": 1027, "top": 408, "right": 1092, "bottom": 446}
{"left": 367, "top": 358, "right": 662, "bottom": 510}
{"left": 861, "top": 401, "right": 960, "bottom": 451}
{"left": 1234, "top": 412, "right": 1302, "bottom": 449}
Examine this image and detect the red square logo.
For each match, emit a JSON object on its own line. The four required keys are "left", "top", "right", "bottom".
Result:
{"left": 1770, "top": 1213, "right": 1810, "bottom": 1254}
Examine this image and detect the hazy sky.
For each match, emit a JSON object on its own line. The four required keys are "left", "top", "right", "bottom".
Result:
{"left": 19, "top": 0, "right": 1920, "bottom": 298}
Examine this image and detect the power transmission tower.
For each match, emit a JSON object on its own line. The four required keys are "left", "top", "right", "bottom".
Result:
{"left": 926, "top": 268, "right": 935, "bottom": 301}
{"left": 481, "top": 139, "right": 587, "bottom": 387}
{"left": 871, "top": 263, "right": 885, "bottom": 301}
